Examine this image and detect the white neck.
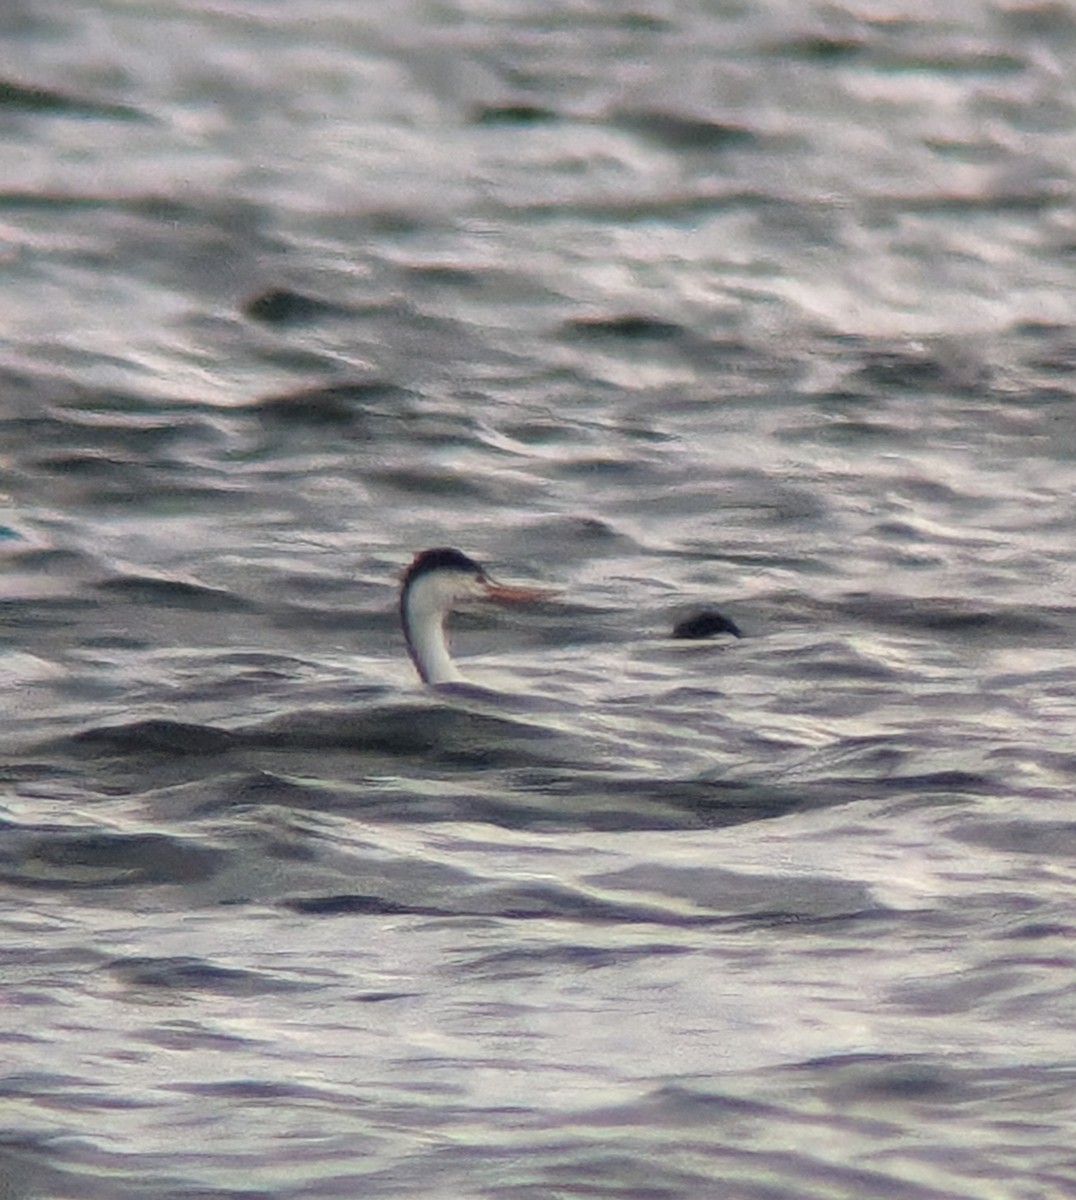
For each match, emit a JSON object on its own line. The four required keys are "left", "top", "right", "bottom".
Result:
{"left": 401, "top": 574, "right": 469, "bottom": 685}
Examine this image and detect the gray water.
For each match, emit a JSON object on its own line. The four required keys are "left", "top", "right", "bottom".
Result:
{"left": 4, "top": 1, "right": 1076, "bottom": 1196}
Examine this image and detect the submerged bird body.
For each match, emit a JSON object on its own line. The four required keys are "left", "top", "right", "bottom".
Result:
{"left": 398, "top": 547, "right": 739, "bottom": 687}
{"left": 400, "top": 548, "right": 554, "bottom": 685}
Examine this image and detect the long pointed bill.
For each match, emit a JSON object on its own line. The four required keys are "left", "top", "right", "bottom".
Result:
{"left": 482, "top": 580, "right": 559, "bottom": 605}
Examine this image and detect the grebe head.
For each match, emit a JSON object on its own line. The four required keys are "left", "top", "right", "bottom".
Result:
{"left": 400, "top": 547, "right": 556, "bottom": 685}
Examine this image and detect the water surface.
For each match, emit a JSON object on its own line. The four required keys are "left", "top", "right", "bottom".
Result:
{"left": 3, "top": 1, "right": 1076, "bottom": 1196}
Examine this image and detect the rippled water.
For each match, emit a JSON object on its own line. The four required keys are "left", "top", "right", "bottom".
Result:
{"left": 4, "top": 1, "right": 1076, "bottom": 1197}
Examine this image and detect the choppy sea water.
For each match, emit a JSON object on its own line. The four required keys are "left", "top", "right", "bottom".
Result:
{"left": 4, "top": 1, "right": 1076, "bottom": 1197}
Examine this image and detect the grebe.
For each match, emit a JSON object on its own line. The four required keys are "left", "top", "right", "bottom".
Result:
{"left": 400, "top": 548, "right": 557, "bottom": 685}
